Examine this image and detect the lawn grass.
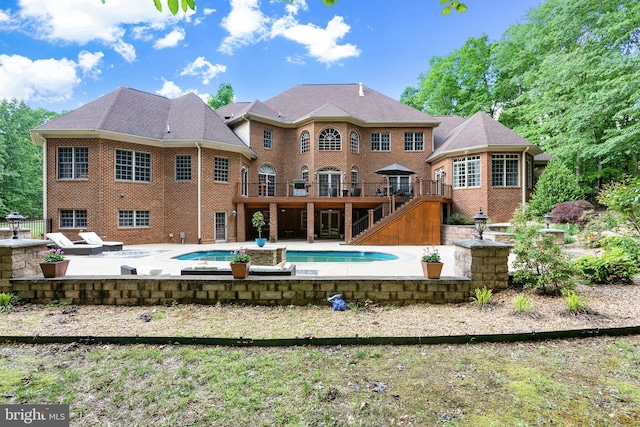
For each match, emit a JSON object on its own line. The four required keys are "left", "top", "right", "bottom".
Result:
{"left": 1, "top": 337, "right": 639, "bottom": 426}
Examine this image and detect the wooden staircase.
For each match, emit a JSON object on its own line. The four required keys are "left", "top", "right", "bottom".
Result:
{"left": 349, "top": 196, "right": 443, "bottom": 245}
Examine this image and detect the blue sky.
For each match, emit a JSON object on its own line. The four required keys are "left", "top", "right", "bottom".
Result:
{"left": 0, "top": 0, "right": 543, "bottom": 112}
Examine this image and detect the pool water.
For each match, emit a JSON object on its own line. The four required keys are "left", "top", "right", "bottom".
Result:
{"left": 174, "top": 250, "right": 398, "bottom": 263}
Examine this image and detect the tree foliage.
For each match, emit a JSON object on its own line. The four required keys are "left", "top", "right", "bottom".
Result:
{"left": 207, "top": 83, "right": 234, "bottom": 110}
{"left": 527, "top": 160, "right": 584, "bottom": 218}
{"left": 401, "top": 35, "right": 496, "bottom": 117}
{"left": 0, "top": 99, "right": 58, "bottom": 217}
{"left": 597, "top": 175, "right": 640, "bottom": 238}
{"left": 405, "top": 0, "right": 640, "bottom": 195}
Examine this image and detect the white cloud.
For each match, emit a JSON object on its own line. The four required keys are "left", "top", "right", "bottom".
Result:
{"left": 77, "top": 51, "right": 105, "bottom": 77}
{"left": 203, "top": 8, "right": 217, "bottom": 16}
{"left": 180, "top": 57, "right": 226, "bottom": 85}
{"left": 0, "top": 9, "right": 10, "bottom": 22}
{"left": 218, "top": 0, "right": 270, "bottom": 55}
{"left": 15, "top": 0, "right": 191, "bottom": 61}
{"left": 286, "top": 54, "right": 306, "bottom": 65}
{"left": 0, "top": 52, "right": 101, "bottom": 102}
{"left": 113, "top": 40, "right": 136, "bottom": 63}
{"left": 154, "top": 28, "right": 186, "bottom": 49}
{"left": 271, "top": 15, "right": 360, "bottom": 65}
{"left": 156, "top": 78, "right": 210, "bottom": 102}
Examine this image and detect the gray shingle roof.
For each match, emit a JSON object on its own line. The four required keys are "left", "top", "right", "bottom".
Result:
{"left": 35, "top": 87, "right": 247, "bottom": 148}
{"left": 260, "top": 84, "right": 439, "bottom": 124}
{"left": 428, "top": 111, "right": 542, "bottom": 161}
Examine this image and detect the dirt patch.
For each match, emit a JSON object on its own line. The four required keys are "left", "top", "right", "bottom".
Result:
{"left": 2, "top": 284, "right": 639, "bottom": 339}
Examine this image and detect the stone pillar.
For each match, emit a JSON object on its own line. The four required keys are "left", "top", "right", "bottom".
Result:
{"left": 453, "top": 239, "right": 512, "bottom": 292}
{"left": 344, "top": 202, "right": 352, "bottom": 242}
{"left": 237, "top": 202, "right": 246, "bottom": 242}
{"left": 0, "top": 239, "right": 48, "bottom": 292}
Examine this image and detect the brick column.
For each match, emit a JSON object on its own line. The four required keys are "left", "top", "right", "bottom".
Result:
{"left": 269, "top": 202, "right": 278, "bottom": 242}
{"left": 453, "top": 239, "right": 512, "bottom": 292}
{"left": 237, "top": 202, "right": 246, "bottom": 242}
{"left": 0, "top": 239, "right": 48, "bottom": 292}
{"left": 306, "top": 202, "right": 315, "bottom": 242}
{"left": 344, "top": 202, "right": 352, "bottom": 242}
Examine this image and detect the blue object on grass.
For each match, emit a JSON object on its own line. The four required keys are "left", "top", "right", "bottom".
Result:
{"left": 327, "top": 294, "right": 346, "bottom": 311}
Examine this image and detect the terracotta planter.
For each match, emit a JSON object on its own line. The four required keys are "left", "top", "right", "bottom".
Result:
{"left": 421, "top": 261, "right": 443, "bottom": 279}
{"left": 230, "top": 262, "right": 251, "bottom": 279}
{"left": 40, "top": 260, "right": 69, "bottom": 278}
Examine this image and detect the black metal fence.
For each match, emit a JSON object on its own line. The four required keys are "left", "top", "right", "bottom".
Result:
{"left": 0, "top": 218, "right": 50, "bottom": 239}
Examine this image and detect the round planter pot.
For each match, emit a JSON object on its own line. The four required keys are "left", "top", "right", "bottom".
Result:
{"left": 255, "top": 238, "right": 267, "bottom": 247}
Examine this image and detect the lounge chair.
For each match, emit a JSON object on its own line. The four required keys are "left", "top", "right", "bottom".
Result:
{"left": 79, "top": 232, "right": 123, "bottom": 251}
{"left": 45, "top": 232, "right": 103, "bottom": 255}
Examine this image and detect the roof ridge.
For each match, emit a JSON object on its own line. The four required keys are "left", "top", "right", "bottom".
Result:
{"left": 96, "top": 86, "right": 125, "bottom": 130}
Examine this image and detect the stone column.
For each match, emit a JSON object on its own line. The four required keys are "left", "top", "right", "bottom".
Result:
{"left": 269, "top": 202, "right": 278, "bottom": 242}
{"left": 0, "top": 239, "right": 48, "bottom": 292}
{"left": 344, "top": 202, "right": 352, "bottom": 242}
{"left": 306, "top": 202, "right": 315, "bottom": 242}
{"left": 453, "top": 239, "right": 512, "bottom": 292}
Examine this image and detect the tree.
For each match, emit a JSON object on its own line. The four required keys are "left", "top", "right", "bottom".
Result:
{"left": 401, "top": 35, "right": 497, "bottom": 117}
{"left": 207, "top": 83, "right": 234, "bottom": 110}
{"left": 527, "top": 160, "right": 584, "bottom": 218}
{"left": 597, "top": 175, "right": 640, "bottom": 238}
{"left": 0, "top": 99, "right": 58, "bottom": 217}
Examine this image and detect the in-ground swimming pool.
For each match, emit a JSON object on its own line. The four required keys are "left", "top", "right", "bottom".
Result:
{"left": 174, "top": 250, "right": 398, "bottom": 263}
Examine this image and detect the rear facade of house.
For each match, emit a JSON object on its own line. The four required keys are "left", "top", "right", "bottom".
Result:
{"left": 31, "top": 83, "right": 543, "bottom": 245}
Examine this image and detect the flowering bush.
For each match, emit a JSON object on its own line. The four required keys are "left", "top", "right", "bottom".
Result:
{"left": 230, "top": 248, "right": 251, "bottom": 264}
{"left": 42, "top": 249, "right": 65, "bottom": 263}
{"left": 421, "top": 246, "right": 441, "bottom": 263}
{"left": 252, "top": 211, "right": 266, "bottom": 238}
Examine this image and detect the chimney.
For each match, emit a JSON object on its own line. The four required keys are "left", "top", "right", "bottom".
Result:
{"left": 358, "top": 82, "right": 364, "bottom": 97}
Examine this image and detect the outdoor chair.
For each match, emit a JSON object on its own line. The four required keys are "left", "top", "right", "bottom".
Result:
{"left": 45, "top": 232, "right": 103, "bottom": 255}
{"left": 79, "top": 232, "right": 123, "bottom": 251}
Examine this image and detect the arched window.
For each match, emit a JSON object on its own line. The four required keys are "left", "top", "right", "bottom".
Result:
{"left": 350, "top": 130, "right": 360, "bottom": 154}
{"left": 318, "top": 128, "right": 341, "bottom": 151}
{"left": 301, "top": 166, "right": 309, "bottom": 182}
{"left": 300, "top": 130, "right": 310, "bottom": 153}
{"left": 258, "top": 164, "right": 276, "bottom": 197}
{"left": 350, "top": 166, "right": 359, "bottom": 187}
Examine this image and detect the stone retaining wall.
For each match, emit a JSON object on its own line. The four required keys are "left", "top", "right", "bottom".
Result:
{"left": 441, "top": 225, "right": 475, "bottom": 245}
{"left": 7, "top": 276, "right": 471, "bottom": 306}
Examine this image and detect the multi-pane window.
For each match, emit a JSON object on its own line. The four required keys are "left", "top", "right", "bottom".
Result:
{"left": 300, "top": 130, "right": 310, "bottom": 153}
{"left": 241, "top": 165, "right": 249, "bottom": 197}
{"left": 351, "top": 166, "right": 359, "bottom": 186}
{"left": 263, "top": 129, "right": 273, "bottom": 149}
{"left": 318, "top": 128, "right": 341, "bottom": 151}
{"left": 214, "top": 157, "right": 229, "bottom": 182}
{"left": 259, "top": 165, "right": 276, "bottom": 197}
{"left": 115, "top": 149, "right": 151, "bottom": 182}
{"left": 370, "top": 132, "right": 390, "bottom": 151}
{"left": 404, "top": 132, "right": 424, "bottom": 151}
{"left": 453, "top": 156, "right": 481, "bottom": 188}
{"left": 59, "top": 209, "right": 87, "bottom": 228}
{"left": 57, "top": 147, "right": 88, "bottom": 179}
{"left": 492, "top": 154, "right": 519, "bottom": 187}
{"left": 301, "top": 211, "right": 307, "bottom": 230}
{"left": 118, "top": 210, "right": 150, "bottom": 227}
{"left": 526, "top": 157, "right": 533, "bottom": 189}
{"left": 301, "top": 166, "right": 309, "bottom": 182}
{"left": 175, "top": 155, "right": 191, "bottom": 181}
{"left": 350, "top": 131, "right": 360, "bottom": 153}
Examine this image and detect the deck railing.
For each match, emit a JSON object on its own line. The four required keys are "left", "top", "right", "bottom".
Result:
{"left": 236, "top": 180, "right": 451, "bottom": 199}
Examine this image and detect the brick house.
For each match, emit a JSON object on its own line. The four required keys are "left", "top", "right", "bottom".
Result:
{"left": 31, "top": 83, "right": 544, "bottom": 245}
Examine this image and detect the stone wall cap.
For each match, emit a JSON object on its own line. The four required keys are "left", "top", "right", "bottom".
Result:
{"left": 0, "top": 238, "right": 48, "bottom": 248}
{"left": 452, "top": 239, "right": 513, "bottom": 249}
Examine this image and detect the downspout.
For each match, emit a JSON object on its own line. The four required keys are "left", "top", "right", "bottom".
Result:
{"left": 522, "top": 147, "right": 530, "bottom": 206}
{"left": 196, "top": 141, "right": 202, "bottom": 244}
{"left": 42, "top": 137, "right": 47, "bottom": 222}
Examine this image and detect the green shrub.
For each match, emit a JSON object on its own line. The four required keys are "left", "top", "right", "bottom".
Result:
{"left": 0, "top": 293, "right": 16, "bottom": 311}
{"left": 511, "top": 206, "right": 578, "bottom": 295}
{"left": 600, "top": 235, "right": 640, "bottom": 263}
{"left": 527, "top": 160, "right": 584, "bottom": 218}
{"left": 445, "top": 213, "right": 474, "bottom": 225}
{"left": 472, "top": 286, "right": 492, "bottom": 308}
{"left": 514, "top": 294, "right": 532, "bottom": 313}
{"left": 597, "top": 175, "right": 640, "bottom": 238}
{"left": 563, "top": 290, "right": 589, "bottom": 313}
{"left": 575, "top": 247, "right": 639, "bottom": 284}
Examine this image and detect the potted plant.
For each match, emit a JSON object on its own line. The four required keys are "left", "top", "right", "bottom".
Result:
{"left": 252, "top": 211, "right": 267, "bottom": 247}
{"left": 40, "top": 249, "right": 69, "bottom": 278}
{"left": 230, "top": 248, "right": 251, "bottom": 279}
{"left": 421, "top": 246, "right": 443, "bottom": 279}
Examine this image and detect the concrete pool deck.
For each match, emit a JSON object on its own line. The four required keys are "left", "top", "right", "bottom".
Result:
{"left": 63, "top": 240, "right": 462, "bottom": 277}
